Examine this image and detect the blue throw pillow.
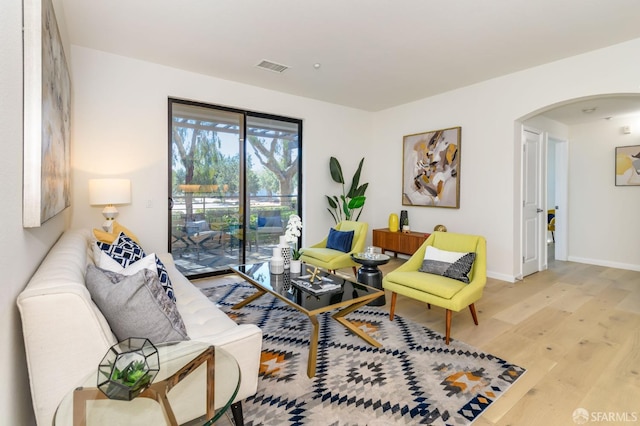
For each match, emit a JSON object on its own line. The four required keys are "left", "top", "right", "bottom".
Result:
{"left": 326, "top": 228, "right": 354, "bottom": 253}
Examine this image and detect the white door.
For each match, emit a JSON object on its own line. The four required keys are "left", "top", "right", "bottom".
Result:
{"left": 522, "top": 128, "right": 544, "bottom": 276}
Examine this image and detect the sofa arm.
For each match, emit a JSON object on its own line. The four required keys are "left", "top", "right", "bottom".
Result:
{"left": 17, "top": 290, "right": 117, "bottom": 426}
{"left": 193, "top": 323, "right": 262, "bottom": 402}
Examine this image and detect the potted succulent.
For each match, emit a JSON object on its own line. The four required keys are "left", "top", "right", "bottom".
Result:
{"left": 97, "top": 338, "right": 159, "bottom": 401}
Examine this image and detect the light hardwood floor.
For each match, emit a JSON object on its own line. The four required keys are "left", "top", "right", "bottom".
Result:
{"left": 211, "top": 255, "right": 640, "bottom": 426}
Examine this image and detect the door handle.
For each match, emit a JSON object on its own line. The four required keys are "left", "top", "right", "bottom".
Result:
{"left": 536, "top": 208, "right": 543, "bottom": 213}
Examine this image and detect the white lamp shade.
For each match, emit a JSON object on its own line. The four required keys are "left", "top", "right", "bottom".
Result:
{"left": 89, "top": 179, "right": 131, "bottom": 206}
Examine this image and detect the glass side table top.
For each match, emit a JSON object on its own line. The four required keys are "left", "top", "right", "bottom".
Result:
{"left": 351, "top": 252, "right": 391, "bottom": 266}
{"left": 54, "top": 341, "right": 240, "bottom": 426}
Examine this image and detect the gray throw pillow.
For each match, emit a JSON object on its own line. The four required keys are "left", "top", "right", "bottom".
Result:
{"left": 419, "top": 246, "right": 476, "bottom": 284}
{"left": 85, "top": 265, "right": 189, "bottom": 343}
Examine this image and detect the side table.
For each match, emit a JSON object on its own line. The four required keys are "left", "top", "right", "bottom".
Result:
{"left": 54, "top": 341, "right": 240, "bottom": 426}
{"left": 351, "top": 252, "right": 390, "bottom": 306}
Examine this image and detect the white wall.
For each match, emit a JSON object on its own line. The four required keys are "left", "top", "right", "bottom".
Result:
{"left": 568, "top": 115, "right": 640, "bottom": 269}
{"left": 372, "top": 38, "right": 640, "bottom": 281}
{"left": 70, "top": 38, "right": 640, "bottom": 281}
{"left": 1, "top": 0, "right": 70, "bottom": 424}
{"left": 69, "top": 46, "right": 373, "bottom": 251}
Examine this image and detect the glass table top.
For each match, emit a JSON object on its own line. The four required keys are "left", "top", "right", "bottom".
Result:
{"left": 54, "top": 341, "right": 240, "bottom": 426}
{"left": 233, "top": 262, "right": 383, "bottom": 313}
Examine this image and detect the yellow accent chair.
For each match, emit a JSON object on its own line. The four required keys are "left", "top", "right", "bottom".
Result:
{"left": 299, "top": 221, "right": 368, "bottom": 277}
{"left": 547, "top": 209, "right": 556, "bottom": 242}
{"left": 382, "top": 232, "right": 487, "bottom": 344}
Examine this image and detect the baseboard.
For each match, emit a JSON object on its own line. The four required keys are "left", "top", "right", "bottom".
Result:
{"left": 567, "top": 256, "right": 640, "bottom": 272}
{"left": 487, "top": 271, "right": 517, "bottom": 283}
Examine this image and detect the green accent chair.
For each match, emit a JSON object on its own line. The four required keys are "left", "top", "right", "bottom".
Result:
{"left": 382, "top": 231, "right": 487, "bottom": 345}
{"left": 299, "top": 221, "right": 368, "bottom": 277}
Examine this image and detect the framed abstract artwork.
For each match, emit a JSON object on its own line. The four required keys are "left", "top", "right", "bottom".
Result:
{"left": 402, "top": 126, "right": 461, "bottom": 208}
{"left": 615, "top": 145, "right": 640, "bottom": 186}
{"left": 23, "top": 0, "right": 71, "bottom": 227}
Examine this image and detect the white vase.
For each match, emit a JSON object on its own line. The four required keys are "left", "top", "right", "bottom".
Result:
{"left": 290, "top": 259, "right": 302, "bottom": 274}
{"left": 270, "top": 247, "right": 284, "bottom": 274}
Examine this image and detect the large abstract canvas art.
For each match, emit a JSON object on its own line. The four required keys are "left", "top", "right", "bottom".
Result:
{"left": 402, "top": 127, "right": 461, "bottom": 208}
{"left": 23, "top": 0, "right": 71, "bottom": 227}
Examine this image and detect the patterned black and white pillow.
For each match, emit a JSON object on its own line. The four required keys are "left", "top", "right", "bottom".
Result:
{"left": 96, "top": 233, "right": 176, "bottom": 302}
{"left": 419, "top": 246, "right": 476, "bottom": 283}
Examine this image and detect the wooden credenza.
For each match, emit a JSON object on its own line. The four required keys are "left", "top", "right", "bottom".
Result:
{"left": 372, "top": 228, "right": 430, "bottom": 257}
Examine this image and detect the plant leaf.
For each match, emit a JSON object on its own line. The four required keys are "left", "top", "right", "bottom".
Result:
{"left": 353, "top": 183, "right": 369, "bottom": 197}
{"left": 347, "top": 158, "right": 365, "bottom": 197}
{"left": 329, "top": 157, "right": 344, "bottom": 184}
{"left": 348, "top": 196, "right": 366, "bottom": 210}
{"left": 327, "top": 208, "right": 338, "bottom": 224}
{"left": 326, "top": 195, "right": 337, "bottom": 209}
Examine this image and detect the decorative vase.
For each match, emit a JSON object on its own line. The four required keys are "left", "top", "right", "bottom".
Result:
{"left": 388, "top": 213, "right": 399, "bottom": 232}
{"left": 400, "top": 210, "right": 408, "bottom": 228}
{"left": 278, "top": 236, "right": 291, "bottom": 269}
{"left": 290, "top": 259, "right": 302, "bottom": 274}
{"left": 270, "top": 247, "right": 284, "bottom": 274}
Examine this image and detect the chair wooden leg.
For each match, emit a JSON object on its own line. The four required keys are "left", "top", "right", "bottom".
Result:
{"left": 469, "top": 303, "right": 479, "bottom": 325}
{"left": 427, "top": 303, "right": 431, "bottom": 309}
{"left": 389, "top": 292, "right": 397, "bottom": 321}
{"left": 445, "top": 310, "right": 452, "bottom": 345}
{"left": 352, "top": 266, "right": 357, "bottom": 277}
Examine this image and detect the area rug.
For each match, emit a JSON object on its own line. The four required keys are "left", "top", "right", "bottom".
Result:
{"left": 201, "top": 281, "right": 525, "bottom": 425}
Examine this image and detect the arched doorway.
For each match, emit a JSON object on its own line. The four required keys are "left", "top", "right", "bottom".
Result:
{"left": 517, "top": 93, "right": 640, "bottom": 276}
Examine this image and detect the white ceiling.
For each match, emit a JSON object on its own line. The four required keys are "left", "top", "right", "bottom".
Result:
{"left": 59, "top": 0, "right": 640, "bottom": 114}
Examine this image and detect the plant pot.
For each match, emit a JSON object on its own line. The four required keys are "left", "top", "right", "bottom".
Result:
{"left": 290, "top": 260, "right": 302, "bottom": 274}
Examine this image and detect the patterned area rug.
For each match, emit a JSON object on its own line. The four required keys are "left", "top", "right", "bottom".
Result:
{"left": 201, "top": 281, "right": 525, "bottom": 425}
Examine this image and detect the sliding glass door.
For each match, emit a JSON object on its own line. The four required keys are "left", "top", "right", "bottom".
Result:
{"left": 169, "top": 99, "right": 302, "bottom": 278}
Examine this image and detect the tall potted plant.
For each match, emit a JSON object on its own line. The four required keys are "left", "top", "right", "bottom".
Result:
{"left": 326, "top": 157, "right": 368, "bottom": 224}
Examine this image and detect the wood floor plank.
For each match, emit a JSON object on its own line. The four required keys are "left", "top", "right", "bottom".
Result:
{"left": 492, "top": 282, "right": 575, "bottom": 325}
{"left": 577, "top": 327, "right": 640, "bottom": 416}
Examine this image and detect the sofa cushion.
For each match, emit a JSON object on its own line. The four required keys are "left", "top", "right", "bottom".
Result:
{"left": 97, "top": 251, "right": 157, "bottom": 276}
{"left": 386, "top": 270, "right": 467, "bottom": 299}
{"left": 97, "top": 233, "right": 175, "bottom": 302}
{"left": 326, "top": 228, "right": 354, "bottom": 253}
{"left": 96, "top": 232, "right": 145, "bottom": 267}
{"left": 419, "top": 246, "right": 476, "bottom": 284}
{"left": 85, "top": 265, "right": 188, "bottom": 343}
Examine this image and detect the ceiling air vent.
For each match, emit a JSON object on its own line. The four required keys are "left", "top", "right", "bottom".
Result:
{"left": 256, "top": 60, "right": 289, "bottom": 73}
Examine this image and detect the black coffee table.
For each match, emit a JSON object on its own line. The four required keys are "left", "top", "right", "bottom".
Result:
{"left": 351, "top": 252, "right": 391, "bottom": 306}
{"left": 231, "top": 262, "right": 384, "bottom": 378}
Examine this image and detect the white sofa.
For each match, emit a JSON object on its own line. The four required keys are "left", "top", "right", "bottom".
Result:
{"left": 17, "top": 228, "right": 262, "bottom": 425}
